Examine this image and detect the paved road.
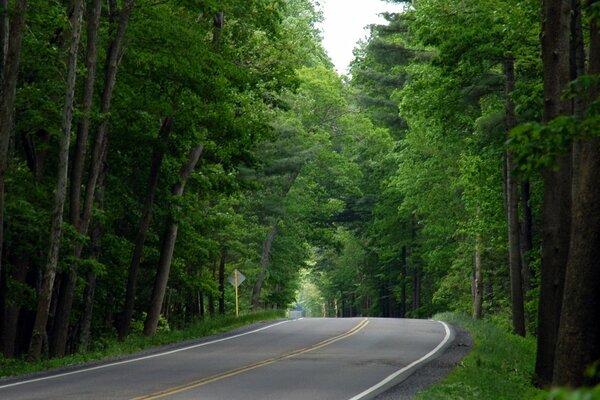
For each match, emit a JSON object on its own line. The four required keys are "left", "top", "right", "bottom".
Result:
{"left": 0, "top": 318, "right": 453, "bottom": 400}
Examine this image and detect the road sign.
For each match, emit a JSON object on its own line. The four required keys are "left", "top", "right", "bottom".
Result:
{"left": 227, "top": 269, "right": 245, "bottom": 317}
{"left": 227, "top": 269, "right": 245, "bottom": 287}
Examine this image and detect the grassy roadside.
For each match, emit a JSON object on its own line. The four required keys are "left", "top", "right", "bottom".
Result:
{"left": 0, "top": 310, "right": 285, "bottom": 378}
{"left": 416, "top": 312, "right": 544, "bottom": 400}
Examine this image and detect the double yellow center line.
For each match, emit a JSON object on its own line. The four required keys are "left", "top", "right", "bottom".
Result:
{"left": 132, "top": 318, "right": 370, "bottom": 399}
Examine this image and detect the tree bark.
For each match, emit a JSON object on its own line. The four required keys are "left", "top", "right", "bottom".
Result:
{"left": 118, "top": 117, "right": 173, "bottom": 340}
{"left": 552, "top": 7, "right": 600, "bottom": 387}
{"left": 473, "top": 234, "right": 483, "bottom": 320}
{"left": 400, "top": 245, "right": 407, "bottom": 318}
{"left": 28, "top": 0, "right": 85, "bottom": 361}
{"left": 251, "top": 224, "right": 277, "bottom": 309}
{"left": 411, "top": 266, "right": 420, "bottom": 312}
{"left": 520, "top": 180, "right": 533, "bottom": 293}
{"left": 69, "top": 0, "right": 102, "bottom": 232}
{"left": 50, "top": 0, "right": 135, "bottom": 356}
{"left": 208, "top": 260, "right": 216, "bottom": 317}
{"left": 78, "top": 154, "right": 107, "bottom": 352}
{"left": 0, "top": 0, "right": 8, "bottom": 74}
{"left": 144, "top": 144, "right": 204, "bottom": 336}
{"left": 552, "top": 139, "right": 600, "bottom": 387}
{"left": 251, "top": 170, "right": 300, "bottom": 309}
{"left": 504, "top": 57, "right": 526, "bottom": 337}
{"left": 1, "top": 260, "right": 28, "bottom": 357}
{"left": 218, "top": 249, "right": 226, "bottom": 315}
{"left": 0, "top": 0, "right": 27, "bottom": 284}
{"left": 535, "top": 0, "right": 573, "bottom": 386}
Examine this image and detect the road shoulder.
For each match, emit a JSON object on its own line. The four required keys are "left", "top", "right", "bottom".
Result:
{"left": 374, "top": 323, "right": 473, "bottom": 400}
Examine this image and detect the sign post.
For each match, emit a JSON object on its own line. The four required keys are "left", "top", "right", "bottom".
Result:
{"left": 227, "top": 269, "right": 245, "bottom": 317}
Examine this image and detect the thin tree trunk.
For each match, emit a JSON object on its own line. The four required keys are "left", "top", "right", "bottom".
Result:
{"left": 198, "top": 291, "right": 204, "bottom": 318}
{"left": 520, "top": 180, "right": 533, "bottom": 293}
{"left": 28, "top": 0, "right": 85, "bottom": 361}
{"left": 2, "top": 260, "right": 28, "bottom": 357}
{"left": 411, "top": 266, "right": 420, "bottom": 312}
{"left": 400, "top": 245, "right": 407, "bottom": 318}
{"left": 78, "top": 155, "right": 107, "bottom": 352}
{"left": 251, "top": 224, "right": 277, "bottom": 309}
{"left": 473, "top": 234, "right": 483, "bottom": 320}
{"left": 69, "top": 0, "right": 102, "bottom": 231}
{"left": 218, "top": 249, "right": 226, "bottom": 315}
{"left": 535, "top": 0, "right": 573, "bottom": 386}
{"left": 0, "top": 0, "right": 27, "bottom": 284}
{"left": 51, "top": 0, "right": 135, "bottom": 356}
{"left": 251, "top": 170, "right": 300, "bottom": 309}
{"left": 118, "top": 117, "right": 173, "bottom": 340}
{"left": 505, "top": 57, "right": 526, "bottom": 337}
{"left": 553, "top": 7, "right": 600, "bottom": 387}
{"left": 144, "top": 144, "right": 204, "bottom": 336}
{"left": 208, "top": 260, "right": 216, "bottom": 317}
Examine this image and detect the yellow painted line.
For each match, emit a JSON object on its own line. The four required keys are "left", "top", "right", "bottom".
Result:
{"left": 132, "top": 318, "right": 369, "bottom": 400}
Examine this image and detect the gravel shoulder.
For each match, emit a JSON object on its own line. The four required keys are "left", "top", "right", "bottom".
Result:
{"left": 374, "top": 323, "right": 473, "bottom": 400}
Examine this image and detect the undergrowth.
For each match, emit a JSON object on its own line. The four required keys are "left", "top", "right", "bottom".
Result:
{"left": 416, "top": 312, "right": 543, "bottom": 400}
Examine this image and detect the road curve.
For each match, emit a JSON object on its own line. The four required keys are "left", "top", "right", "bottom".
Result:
{"left": 0, "top": 318, "right": 453, "bottom": 400}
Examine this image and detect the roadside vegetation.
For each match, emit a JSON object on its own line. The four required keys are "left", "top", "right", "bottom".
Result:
{"left": 419, "top": 313, "right": 600, "bottom": 400}
{"left": 0, "top": 310, "right": 284, "bottom": 378}
{"left": 0, "top": 0, "right": 598, "bottom": 395}
{"left": 417, "top": 313, "right": 541, "bottom": 400}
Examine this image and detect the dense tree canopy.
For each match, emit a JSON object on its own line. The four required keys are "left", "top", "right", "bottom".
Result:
{"left": 0, "top": 0, "right": 598, "bottom": 391}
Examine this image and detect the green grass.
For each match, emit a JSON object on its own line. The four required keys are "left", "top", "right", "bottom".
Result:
{"left": 0, "top": 310, "right": 285, "bottom": 378}
{"left": 416, "top": 312, "right": 544, "bottom": 400}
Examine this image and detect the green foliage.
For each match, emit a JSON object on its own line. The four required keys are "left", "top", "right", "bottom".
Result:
{"left": 417, "top": 313, "right": 542, "bottom": 400}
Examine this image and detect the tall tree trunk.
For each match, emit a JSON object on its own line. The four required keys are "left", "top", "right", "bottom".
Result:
{"left": 69, "top": 0, "right": 102, "bottom": 232}
{"left": 28, "top": 0, "right": 85, "bottom": 361}
{"left": 118, "top": 117, "right": 173, "bottom": 340}
{"left": 399, "top": 245, "right": 407, "bottom": 318}
{"left": 218, "top": 248, "right": 226, "bottom": 315}
{"left": 552, "top": 7, "right": 600, "bottom": 387}
{"left": 411, "top": 266, "right": 420, "bottom": 312}
{"left": 0, "top": 0, "right": 27, "bottom": 284}
{"left": 0, "top": 0, "right": 8, "bottom": 74}
{"left": 251, "top": 224, "right": 277, "bottom": 309}
{"left": 251, "top": 170, "right": 299, "bottom": 309}
{"left": 208, "top": 260, "right": 216, "bottom": 317}
{"left": 520, "top": 180, "right": 533, "bottom": 293}
{"left": 78, "top": 155, "right": 107, "bottom": 352}
{"left": 473, "top": 234, "right": 483, "bottom": 320}
{"left": 144, "top": 144, "right": 204, "bottom": 336}
{"left": 51, "top": 0, "right": 135, "bottom": 356}
{"left": 2, "top": 260, "right": 28, "bottom": 357}
{"left": 535, "top": 0, "right": 573, "bottom": 386}
{"left": 504, "top": 57, "right": 526, "bottom": 337}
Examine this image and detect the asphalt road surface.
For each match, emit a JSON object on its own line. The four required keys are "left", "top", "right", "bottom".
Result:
{"left": 0, "top": 318, "right": 453, "bottom": 400}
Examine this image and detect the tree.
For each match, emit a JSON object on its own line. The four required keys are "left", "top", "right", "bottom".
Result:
{"left": 28, "top": 0, "right": 85, "bottom": 361}
{"left": 534, "top": 0, "right": 573, "bottom": 386}
{"left": 118, "top": 117, "right": 172, "bottom": 340}
{"left": 552, "top": 0, "right": 600, "bottom": 386}
{"left": 144, "top": 144, "right": 204, "bottom": 336}
{"left": 0, "top": 0, "right": 27, "bottom": 281}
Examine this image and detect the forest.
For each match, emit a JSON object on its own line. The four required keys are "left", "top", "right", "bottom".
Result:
{"left": 0, "top": 0, "right": 598, "bottom": 392}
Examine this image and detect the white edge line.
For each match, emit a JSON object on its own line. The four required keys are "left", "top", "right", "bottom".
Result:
{"left": 0, "top": 319, "right": 291, "bottom": 390}
{"left": 347, "top": 320, "right": 452, "bottom": 400}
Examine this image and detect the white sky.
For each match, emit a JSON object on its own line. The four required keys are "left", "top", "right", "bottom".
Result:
{"left": 318, "top": 0, "right": 405, "bottom": 74}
